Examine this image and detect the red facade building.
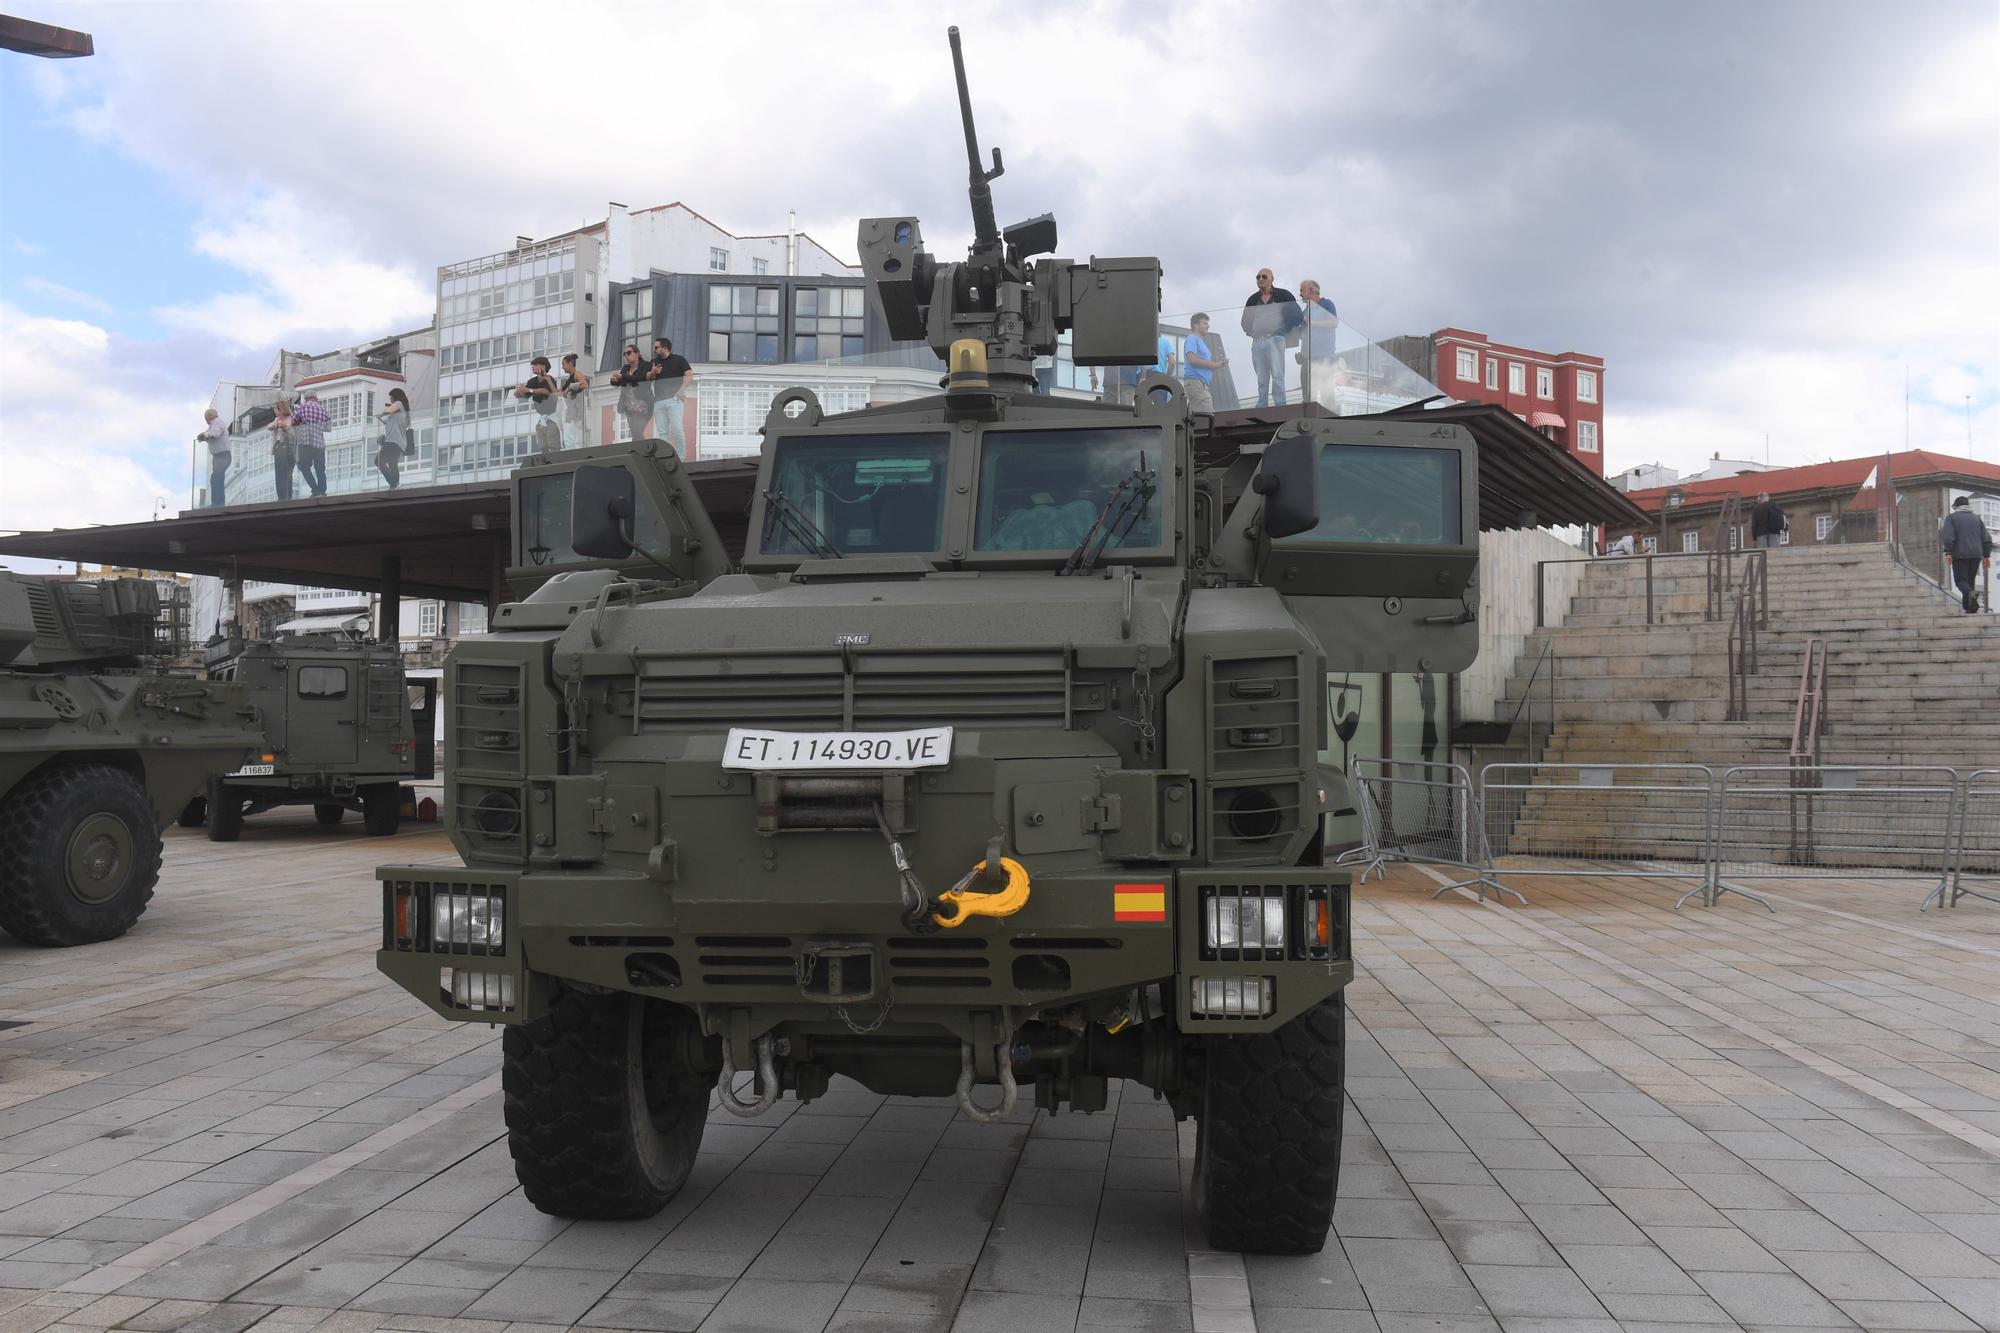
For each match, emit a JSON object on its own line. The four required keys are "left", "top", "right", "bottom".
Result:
{"left": 1422, "top": 329, "right": 1606, "bottom": 477}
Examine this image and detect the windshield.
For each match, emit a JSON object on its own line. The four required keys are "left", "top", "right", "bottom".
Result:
{"left": 517, "top": 469, "right": 668, "bottom": 567}
{"left": 974, "top": 428, "right": 1165, "bottom": 554}
{"left": 764, "top": 433, "right": 949, "bottom": 556}
{"left": 1297, "top": 445, "right": 1463, "bottom": 546}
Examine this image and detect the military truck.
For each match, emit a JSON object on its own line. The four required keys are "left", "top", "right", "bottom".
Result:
{"left": 0, "top": 571, "right": 262, "bottom": 946}
{"left": 183, "top": 632, "right": 436, "bottom": 840}
{"left": 376, "top": 29, "right": 1478, "bottom": 1254}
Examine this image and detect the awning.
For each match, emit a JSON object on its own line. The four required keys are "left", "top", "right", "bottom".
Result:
{"left": 274, "top": 613, "right": 368, "bottom": 634}
{"left": 1528, "top": 411, "right": 1566, "bottom": 430}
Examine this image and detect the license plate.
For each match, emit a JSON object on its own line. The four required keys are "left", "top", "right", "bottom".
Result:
{"left": 231, "top": 764, "right": 275, "bottom": 777}
{"left": 722, "top": 726, "right": 953, "bottom": 772}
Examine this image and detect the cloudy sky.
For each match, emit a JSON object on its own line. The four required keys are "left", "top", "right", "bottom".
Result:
{"left": 1, "top": 0, "right": 1995, "bottom": 537}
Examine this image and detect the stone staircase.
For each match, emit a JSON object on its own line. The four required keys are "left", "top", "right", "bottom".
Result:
{"left": 1488, "top": 544, "right": 1996, "bottom": 866}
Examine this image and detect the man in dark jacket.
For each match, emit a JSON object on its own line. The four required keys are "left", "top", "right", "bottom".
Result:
{"left": 1939, "top": 496, "right": 1994, "bottom": 613}
{"left": 1749, "top": 491, "right": 1787, "bottom": 549}
{"left": 1240, "top": 268, "right": 1302, "bottom": 408}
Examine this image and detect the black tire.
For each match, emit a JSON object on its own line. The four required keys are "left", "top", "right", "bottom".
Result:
{"left": 361, "top": 785, "right": 401, "bottom": 837}
{"left": 176, "top": 796, "right": 207, "bottom": 828}
{"left": 503, "top": 990, "right": 711, "bottom": 1219}
{"left": 313, "top": 803, "right": 345, "bottom": 826}
{"left": 0, "top": 764, "right": 161, "bottom": 947}
{"left": 205, "top": 779, "right": 243, "bottom": 842}
{"left": 1193, "top": 992, "right": 1346, "bottom": 1254}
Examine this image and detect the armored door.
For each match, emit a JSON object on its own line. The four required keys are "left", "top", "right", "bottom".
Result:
{"left": 287, "top": 659, "right": 359, "bottom": 765}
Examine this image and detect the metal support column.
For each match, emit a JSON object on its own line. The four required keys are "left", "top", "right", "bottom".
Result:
{"left": 379, "top": 555, "right": 402, "bottom": 642}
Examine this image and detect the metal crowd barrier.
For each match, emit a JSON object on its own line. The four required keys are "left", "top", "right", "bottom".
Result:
{"left": 1342, "top": 759, "right": 1519, "bottom": 903}
{"left": 1481, "top": 763, "right": 1718, "bottom": 909}
{"left": 1948, "top": 769, "right": 2000, "bottom": 909}
{"left": 1713, "top": 766, "right": 1958, "bottom": 910}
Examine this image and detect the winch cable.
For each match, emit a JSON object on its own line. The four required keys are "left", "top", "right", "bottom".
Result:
{"left": 872, "top": 804, "right": 932, "bottom": 930}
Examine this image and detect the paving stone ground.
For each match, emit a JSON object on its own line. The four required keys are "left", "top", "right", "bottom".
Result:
{"left": 1, "top": 814, "right": 1997, "bottom": 1332}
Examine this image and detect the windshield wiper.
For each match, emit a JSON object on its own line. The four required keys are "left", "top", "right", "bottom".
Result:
{"left": 1061, "top": 456, "right": 1157, "bottom": 576}
{"left": 762, "top": 489, "right": 843, "bottom": 559}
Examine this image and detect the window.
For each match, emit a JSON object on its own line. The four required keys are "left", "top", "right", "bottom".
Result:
{"left": 1298, "top": 446, "right": 1463, "bottom": 546}
{"left": 297, "top": 665, "right": 349, "bottom": 699}
{"left": 1681, "top": 531, "right": 1700, "bottom": 553}
{"left": 1454, "top": 348, "right": 1478, "bottom": 381}
{"left": 459, "top": 602, "right": 488, "bottom": 635}
{"left": 707, "top": 284, "right": 781, "bottom": 363}
{"left": 1507, "top": 363, "right": 1525, "bottom": 394}
{"left": 764, "top": 433, "right": 951, "bottom": 556}
{"left": 1577, "top": 369, "right": 1598, "bottom": 402}
{"left": 976, "top": 428, "right": 1167, "bottom": 554}
{"left": 1576, "top": 420, "right": 1599, "bottom": 453}
{"left": 1814, "top": 513, "right": 1834, "bottom": 541}
{"left": 752, "top": 258, "right": 769, "bottom": 275}
{"left": 791, "top": 286, "right": 867, "bottom": 362}
{"left": 617, "top": 287, "right": 653, "bottom": 354}
{"left": 1642, "top": 535, "right": 1658, "bottom": 553}
{"left": 418, "top": 601, "right": 439, "bottom": 636}
{"left": 708, "top": 247, "right": 729, "bottom": 272}
{"left": 1535, "top": 367, "right": 1554, "bottom": 399}
{"left": 1484, "top": 357, "right": 1498, "bottom": 390}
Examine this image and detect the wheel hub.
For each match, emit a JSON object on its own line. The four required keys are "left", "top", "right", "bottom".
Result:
{"left": 66, "top": 813, "right": 133, "bottom": 904}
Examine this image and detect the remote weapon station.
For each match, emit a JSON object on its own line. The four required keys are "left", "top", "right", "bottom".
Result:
{"left": 378, "top": 29, "right": 1479, "bottom": 1253}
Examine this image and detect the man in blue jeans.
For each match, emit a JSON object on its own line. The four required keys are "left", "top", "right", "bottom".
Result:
{"left": 1240, "top": 268, "right": 1302, "bottom": 408}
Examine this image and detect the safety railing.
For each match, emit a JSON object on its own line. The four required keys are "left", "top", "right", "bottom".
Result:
{"left": 1481, "top": 763, "right": 1717, "bottom": 909}
{"left": 1724, "top": 548, "right": 1768, "bottom": 721}
{"left": 1339, "top": 762, "right": 1991, "bottom": 915}
{"left": 1341, "top": 759, "right": 1516, "bottom": 903}
{"left": 1788, "top": 638, "right": 1827, "bottom": 777}
{"left": 1534, "top": 548, "right": 1753, "bottom": 630}
{"left": 1715, "top": 766, "right": 1957, "bottom": 911}
{"left": 1949, "top": 770, "right": 2000, "bottom": 908}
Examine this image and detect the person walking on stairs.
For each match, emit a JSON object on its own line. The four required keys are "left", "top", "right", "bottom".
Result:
{"left": 1939, "top": 495, "right": 1993, "bottom": 613}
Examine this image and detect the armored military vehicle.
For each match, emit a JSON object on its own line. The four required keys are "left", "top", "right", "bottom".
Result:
{"left": 184, "top": 632, "right": 436, "bottom": 840}
{"left": 376, "top": 29, "right": 1478, "bottom": 1253}
{"left": 0, "top": 571, "right": 261, "bottom": 946}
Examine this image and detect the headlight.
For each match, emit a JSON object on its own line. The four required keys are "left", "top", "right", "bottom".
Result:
{"left": 1203, "top": 896, "right": 1286, "bottom": 950}
{"left": 434, "top": 893, "right": 504, "bottom": 948}
{"left": 1190, "top": 976, "right": 1273, "bottom": 1017}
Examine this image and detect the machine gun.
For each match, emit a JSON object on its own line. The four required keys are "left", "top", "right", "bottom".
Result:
{"left": 856, "top": 27, "right": 1163, "bottom": 397}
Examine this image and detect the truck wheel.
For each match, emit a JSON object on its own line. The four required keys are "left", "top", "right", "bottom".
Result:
{"left": 205, "top": 779, "right": 243, "bottom": 842}
{"left": 503, "top": 991, "right": 711, "bottom": 1219}
{"left": 313, "top": 803, "right": 345, "bottom": 826}
{"left": 0, "top": 764, "right": 161, "bottom": 947}
{"left": 362, "top": 785, "right": 400, "bottom": 837}
{"left": 176, "top": 796, "right": 207, "bottom": 828}
{"left": 1193, "top": 993, "right": 1346, "bottom": 1254}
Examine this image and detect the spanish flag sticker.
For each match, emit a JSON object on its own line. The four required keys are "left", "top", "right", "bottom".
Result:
{"left": 1113, "top": 882, "right": 1167, "bottom": 923}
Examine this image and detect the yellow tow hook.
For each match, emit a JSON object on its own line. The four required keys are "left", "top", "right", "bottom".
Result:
{"left": 932, "top": 856, "right": 1031, "bottom": 928}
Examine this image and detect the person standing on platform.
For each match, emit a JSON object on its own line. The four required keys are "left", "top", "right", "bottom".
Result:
{"left": 1181, "top": 313, "right": 1221, "bottom": 414}
{"left": 647, "top": 337, "right": 692, "bottom": 452}
{"left": 198, "top": 409, "right": 231, "bottom": 508}
{"left": 270, "top": 398, "right": 297, "bottom": 502}
{"left": 561, "top": 354, "right": 590, "bottom": 450}
{"left": 1940, "top": 495, "right": 1993, "bottom": 613}
{"left": 292, "top": 392, "right": 331, "bottom": 496}
{"left": 375, "top": 389, "right": 412, "bottom": 489}
{"left": 609, "top": 344, "right": 653, "bottom": 442}
{"left": 1240, "top": 268, "right": 1302, "bottom": 408}
{"left": 1749, "top": 492, "right": 1787, "bottom": 549}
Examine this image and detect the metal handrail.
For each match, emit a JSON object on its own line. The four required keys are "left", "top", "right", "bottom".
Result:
{"left": 1789, "top": 638, "right": 1827, "bottom": 771}
{"left": 1724, "top": 549, "right": 1768, "bottom": 721}
{"left": 1536, "top": 548, "right": 1739, "bottom": 629}
{"left": 1497, "top": 638, "right": 1558, "bottom": 766}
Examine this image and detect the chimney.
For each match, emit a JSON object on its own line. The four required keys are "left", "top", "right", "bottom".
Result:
{"left": 514, "top": 235, "right": 532, "bottom": 250}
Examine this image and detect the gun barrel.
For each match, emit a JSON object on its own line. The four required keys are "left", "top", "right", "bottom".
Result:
{"left": 948, "top": 26, "right": 1001, "bottom": 249}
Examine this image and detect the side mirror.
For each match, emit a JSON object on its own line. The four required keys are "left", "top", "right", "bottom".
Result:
{"left": 1255, "top": 435, "right": 1321, "bottom": 540}
{"left": 571, "top": 465, "right": 636, "bottom": 560}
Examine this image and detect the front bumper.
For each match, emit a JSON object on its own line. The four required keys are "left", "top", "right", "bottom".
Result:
{"left": 377, "top": 862, "right": 1350, "bottom": 1034}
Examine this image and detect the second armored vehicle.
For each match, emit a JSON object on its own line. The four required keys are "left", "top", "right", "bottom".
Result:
{"left": 0, "top": 571, "right": 262, "bottom": 946}
{"left": 185, "top": 632, "right": 436, "bottom": 840}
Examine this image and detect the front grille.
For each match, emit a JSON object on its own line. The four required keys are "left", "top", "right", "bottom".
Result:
{"left": 886, "top": 935, "right": 991, "bottom": 989}
{"left": 454, "top": 662, "right": 524, "bottom": 775}
{"left": 694, "top": 934, "right": 797, "bottom": 986}
{"left": 634, "top": 650, "right": 1070, "bottom": 730}
{"left": 383, "top": 878, "right": 508, "bottom": 957}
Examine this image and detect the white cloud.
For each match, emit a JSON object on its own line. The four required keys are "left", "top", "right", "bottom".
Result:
{"left": 21, "top": 276, "right": 112, "bottom": 314}
{"left": 154, "top": 193, "right": 434, "bottom": 349}
{"left": 0, "top": 302, "right": 202, "bottom": 533}
{"left": 10, "top": 237, "right": 46, "bottom": 257}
